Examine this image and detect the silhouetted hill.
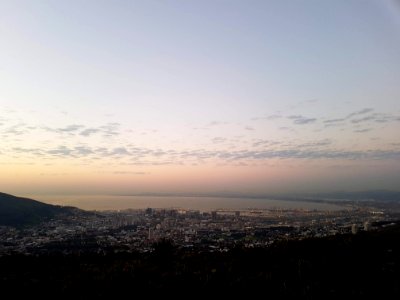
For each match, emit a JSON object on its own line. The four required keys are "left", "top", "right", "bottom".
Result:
{"left": 0, "top": 192, "right": 74, "bottom": 227}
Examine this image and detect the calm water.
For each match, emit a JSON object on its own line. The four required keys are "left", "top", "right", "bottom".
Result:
{"left": 34, "top": 195, "right": 346, "bottom": 212}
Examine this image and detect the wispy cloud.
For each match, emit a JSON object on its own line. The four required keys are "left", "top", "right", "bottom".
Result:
{"left": 80, "top": 128, "right": 100, "bottom": 136}
{"left": 100, "top": 122, "right": 120, "bottom": 136}
{"left": 12, "top": 147, "right": 42, "bottom": 155}
{"left": 252, "top": 139, "right": 282, "bottom": 147}
{"left": 324, "top": 108, "right": 374, "bottom": 124}
{"left": 354, "top": 128, "right": 372, "bottom": 133}
{"left": 46, "top": 146, "right": 74, "bottom": 156}
{"left": 74, "top": 146, "right": 94, "bottom": 155}
{"left": 324, "top": 118, "right": 346, "bottom": 124}
{"left": 2, "top": 108, "right": 399, "bottom": 168}
{"left": 251, "top": 114, "right": 282, "bottom": 121}
{"left": 323, "top": 109, "right": 400, "bottom": 129}
{"left": 58, "top": 124, "right": 84, "bottom": 132}
{"left": 2, "top": 123, "right": 29, "bottom": 136}
{"left": 211, "top": 137, "right": 227, "bottom": 144}
{"left": 278, "top": 126, "right": 292, "bottom": 131}
{"left": 294, "top": 118, "right": 317, "bottom": 125}
{"left": 111, "top": 147, "right": 130, "bottom": 156}
{"left": 207, "top": 121, "right": 229, "bottom": 127}
{"left": 296, "top": 139, "right": 332, "bottom": 147}
{"left": 346, "top": 108, "right": 374, "bottom": 119}
{"left": 42, "top": 124, "right": 85, "bottom": 134}
{"left": 351, "top": 113, "right": 400, "bottom": 124}
{"left": 288, "top": 115, "right": 317, "bottom": 125}
{"left": 8, "top": 143, "right": 400, "bottom": 163}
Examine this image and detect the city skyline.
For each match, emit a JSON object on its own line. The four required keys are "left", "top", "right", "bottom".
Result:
{"left": 1, "top": 0, "right": 400, "bottom": 198}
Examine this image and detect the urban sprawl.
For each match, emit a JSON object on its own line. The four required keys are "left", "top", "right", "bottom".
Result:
{"left": 1, "top": 201, "right": 399, "bottom": 256}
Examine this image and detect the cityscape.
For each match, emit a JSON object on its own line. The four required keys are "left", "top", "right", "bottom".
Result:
{"left": 1, "top": 196, "right": 398, "bottom": 256}
{"left": 1, "top": 0, "right": 399, "bottom": 297}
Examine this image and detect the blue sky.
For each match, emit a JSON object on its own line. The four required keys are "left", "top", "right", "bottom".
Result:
{"left": 1, "top": 0, "right": 400, "bottom": 195}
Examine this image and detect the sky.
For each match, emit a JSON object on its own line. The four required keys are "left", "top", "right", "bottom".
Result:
{"left": 1, "top": 0, "right": 400, "bottom": 197}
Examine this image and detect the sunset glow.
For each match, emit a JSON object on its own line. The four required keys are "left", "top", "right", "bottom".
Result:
{"left": 1, "top": 0, "right": 400, "bottom": 199}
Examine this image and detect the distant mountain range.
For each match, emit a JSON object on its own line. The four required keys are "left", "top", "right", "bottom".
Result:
{"left": 114, "top": 190, "right": 400, "bottom": 202}
{"left": 0, "top": 192, "right": 77, "bottom": 227}
{"left": 296, "top": 190, "right": 400, "bottom": 202}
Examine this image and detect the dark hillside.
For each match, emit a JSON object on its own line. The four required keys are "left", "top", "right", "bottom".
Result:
{"left": 0, "top": 192, "right": 72, "bottom": 227}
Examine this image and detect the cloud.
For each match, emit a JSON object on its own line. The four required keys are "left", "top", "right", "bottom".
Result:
{"left": 211, "top": 137, "right": 227, "bottom": 144}
{"left": 351, "top": 113, "right": 400, "bottom": 124}
{"left": 42, "top": 123, "right": 122, "bottom": 137}
{"left": 41, "top": 124, "right": 84, "bottom": 135}
{"left": 47, "top": 146, "right": 74, "bottom": 156}
{"left": 74, "top": 146, "right": 94, "bottom": 155}
{"left": 354, "top": 128, "right": 372, "bottom": 133}
{"left": 287, "top": 115, "right": 317, "bottom": 125}
{"left": 215, "top": 149, "right": 400, "bottom": 160}
{"left": 100, "top": 123, "right": 120, "bottom": 137}
{"left": 351, "top": 115, "right": 376, "bottom": 124}
{"left": 57, "top": 124, "right": 85, "bottom": 132}
{"left": 252, "top": 140, "right": 271, "bottom": 147}
{"left": 323, "top": 109, "right": 400, "bottom": 128}
{"left": 244, "top": 126, "right": 254, "bottom": 131}
{"left": 192, "top": 127, "right": 208, "bottom": 130}
{"left": 287, "top": 115, "right": 303, "bottom": 119}
{"left": 206, "top": 121, "right": 229, "bottom": 127}
{"left": 296, "top": 139, "right": 332, "bottom": 147}
{"left": 6, "top": 143, "right": 400, "bottom": 163}
{"left": 2, "top": 123, "right": 29, "bottom": 136}
{"left": 152, "top": 149, "right": 167, "bottom": 156}
{"left": 252, "top": 139, "right": 282, "bottom": 147}
{"left": 346, "top": 108, "right": 374, "bottom": 119}
{"left": 251, "top": 114, "right": 282, "bottom": 121}
{"left": 267, "top": 114, "right": 282, "bottom": 120}
{"left": 294, "top": 118, "right": 317, "bottom": 125}
{"left": 39, "top": 122, "right": 123, "bottom": 138}
{"left": 111, "top": 147, "right": 130, "bottom": 156}
{"left": 324, "top": 118, "right": 346, "bottom": 124}
{"left": 80, "top": 128, "right": 100, "bottom": 136}
{"left": 323, "top": 108, "right": 373, "bottom": 124}
{"left": 12, "top": 147, "right": 43, "bottom": 156}
{"left": 129, "top": 147, "right": 152, "bottom": 156}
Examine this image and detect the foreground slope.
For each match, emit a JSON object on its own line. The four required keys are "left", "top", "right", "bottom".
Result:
{"left": 0, "top": 223, "right": 399, "bottom": 298}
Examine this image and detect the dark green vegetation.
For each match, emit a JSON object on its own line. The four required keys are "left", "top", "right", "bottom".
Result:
{"left": 0, "top": 192, "right": 74, "bottom": 227}
{"left": 1, "top": 223, "right": 399, "bottom": 299}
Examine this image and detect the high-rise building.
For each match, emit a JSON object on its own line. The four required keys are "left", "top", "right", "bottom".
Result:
{"left": 351, "top": 224, "right": 358, "bottom": 235}
{"left": 364, "top": 221, "right": 371, "bottom": 231}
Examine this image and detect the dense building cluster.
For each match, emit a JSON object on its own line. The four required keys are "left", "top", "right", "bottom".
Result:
{"left": 1, "top": 200, "right": 398, "bottom": 256}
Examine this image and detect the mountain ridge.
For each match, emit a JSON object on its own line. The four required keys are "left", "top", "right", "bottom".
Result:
{"left": 0, "top": 192, "right": 76, "bottom": 227}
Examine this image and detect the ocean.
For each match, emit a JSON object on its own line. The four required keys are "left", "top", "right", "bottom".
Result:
{"left": 33, "top": 194, "right": 347, "bottom": 212}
